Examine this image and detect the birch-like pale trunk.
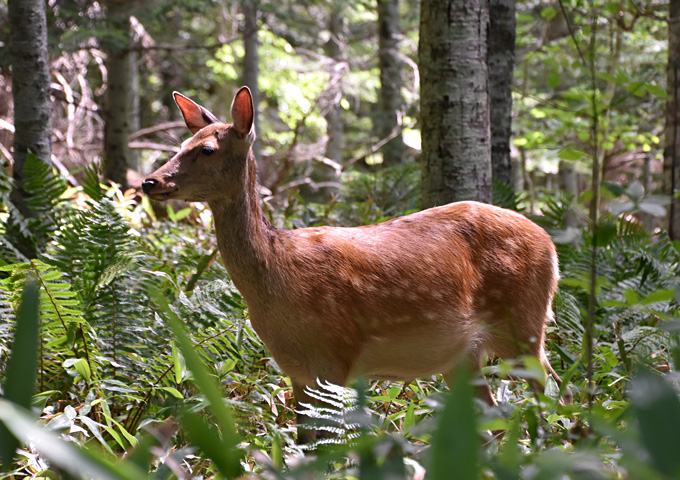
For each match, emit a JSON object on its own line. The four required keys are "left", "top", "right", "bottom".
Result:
{"left": 420, "top": 0, "right": 492, "bottom": 207}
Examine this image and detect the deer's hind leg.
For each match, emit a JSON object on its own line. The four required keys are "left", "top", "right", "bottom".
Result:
{"left": 444, "top": 347, "right": 497, "bottom": 407}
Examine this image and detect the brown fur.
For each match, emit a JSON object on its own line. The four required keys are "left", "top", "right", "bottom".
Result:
{"left": 143, "top": 87, "right": 570, "bottom": 439}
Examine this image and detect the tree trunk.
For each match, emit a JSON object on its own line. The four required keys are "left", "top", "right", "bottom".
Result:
{"left": 242, "top": 1, "right": 261, "bottom": 160}
{"left": 311, "top": 5, "right": 346, "bottom": 199}
{"left": 324, "top": 7, "right": 345, "bottom": 166}
{"left": 376, "top": 0, "right": 406, "bottom": 166}
{"left": 420, "top": 0, "right": 492, "bottom": 208}
{"left": 665, "top": 0, "right": 680, "bottom": 240}
{"left": 488, "top": 0, "right": 516, "bottom": 194}
{"left": 129, "top": 43, "right": 140, "bottom": 174}
{"left": 8, "top": 0, "right": 52, "bottom": 219}
{"left": 103, "top": 2, "right": 131, "bottom": 188}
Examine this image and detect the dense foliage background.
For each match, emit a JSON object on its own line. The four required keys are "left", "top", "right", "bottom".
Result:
{"left": 0, "top": 0, "right": 679, "bottom": 479}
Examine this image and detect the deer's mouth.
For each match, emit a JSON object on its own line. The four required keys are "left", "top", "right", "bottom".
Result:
{"left": 146, "top": 189, "right": 178, "bottom": 201}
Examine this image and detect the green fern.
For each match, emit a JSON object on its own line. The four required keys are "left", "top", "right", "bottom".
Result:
{"left": 43, "top": 198, "right": 162, "bottom": 381}
{"left": 1, "top": 153, "right": 69, "bottom": 261}
{"left": 492, "top": 177, "right": 526, "bottom": 211}
{"left": 0, "top": 259, "right": 93, "bottom": 393}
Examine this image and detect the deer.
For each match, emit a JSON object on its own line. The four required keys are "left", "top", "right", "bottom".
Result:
{"left": 142, "top": 86, "right": 571, "bottom": 441}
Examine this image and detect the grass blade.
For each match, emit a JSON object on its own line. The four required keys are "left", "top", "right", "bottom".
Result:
{"left": 0, "top": 276, "right": 40, "bottom": 466}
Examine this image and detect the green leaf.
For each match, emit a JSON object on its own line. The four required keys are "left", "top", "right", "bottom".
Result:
{"left": 638, "top": 201, "right": 667, "bottom": 217}
{"left": 557, "top": 149, "right": 588, "bottom": 161}
{"left": 623, "top": 288, "right": 639, "bottom": 305}
{"left": 548, "top": 67, "right": 561, "bottom": 89}
{"left": 73, "top": 358, "right": 92, "bottom": 383}
{"left": 77, "top": 415, "right": 114, "bottom": 454}
{"left": 429, "top": 367, "right": 478, "bottom": 480}
{"left": 493, "top": 416, "right": 522, "bottom": 479}
{"left": 171, "top": 340, "right": 182, "bottom": 384}
{"left": 640, "top": 289, "right": 676, "bottom": 305}
{"left": 0, "top": 400, "right": 149, "bottom": 480}
{"left": 629, "top": 369, "right": 680, "bottom": 477}
{"left": 643, "top": 83, "right": 668, "bottom": 99}
{"left": 540, "top": 6, "right": 557, "bottom": 19}
{"left": 159, "top": 387, "right": 184, "bottom": 400}
{"left": 625, "top": 180, "right": 645, "bottom": 201}
{"left": 598, "top": 71, "right": 620, "bottom": 84}
{"left": 610, "top": 200, "right": 635, "bottom": 216}
{"left": 151, "top": 289, "right": 243, "bottom": 479}
{"left": 0, "top": 276, "right": 40, "bottom": 466}
{"left": 594, "top": 220, "right": 618, "bottom": 247}
{"left": 180, "top": 411, "right": 242, "bottom": 479}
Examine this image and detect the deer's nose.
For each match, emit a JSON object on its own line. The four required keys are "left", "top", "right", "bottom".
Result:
{"left": 142, "top": 178, "right": 158, "bottom": 194}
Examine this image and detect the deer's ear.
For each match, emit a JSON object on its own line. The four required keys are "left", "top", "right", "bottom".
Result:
{"left": 231, "top": 86, "right": 254, "bottom": 140}
{"left": 173, "top": 92, "right": 220, "bottom": 134}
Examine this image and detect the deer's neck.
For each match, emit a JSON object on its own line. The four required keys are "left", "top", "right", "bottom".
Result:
{"left": 208, "top": 154, "right": 284, "bottom": 303}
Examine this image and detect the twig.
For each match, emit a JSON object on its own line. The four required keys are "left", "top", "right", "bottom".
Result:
{"left": 129, "top": 121, "right": 186, "bottom": 141}
{"left": 343, "top": 124, "right": 404, "bottom": 169}
{"left": 557, "top": 0, "right": 599, "bottom": 406}
{"left": 129, "top": 141, "right": 179, "bottom": 153}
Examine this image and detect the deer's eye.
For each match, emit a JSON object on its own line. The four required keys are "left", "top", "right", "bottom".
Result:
{"left": 202, "top": 146, "right": 215, "bottom": 156}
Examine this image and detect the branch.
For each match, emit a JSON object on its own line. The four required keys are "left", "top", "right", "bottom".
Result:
{"left": 129, "top": 121, "right": 186, "bottom": 141}
{"left": 129, "top": 141, "right": 179, "bottom": 153}
{"left": 343, "top": 124, "right": 404, "bottom": 169}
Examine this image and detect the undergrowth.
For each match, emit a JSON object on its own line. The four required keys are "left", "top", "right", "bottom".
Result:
{"left": 0, "top": 155, "right": 679, "bottom": 479}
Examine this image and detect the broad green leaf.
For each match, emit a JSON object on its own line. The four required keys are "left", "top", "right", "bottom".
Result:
{"left": 151, "top": 289, "right": 243, "bottom": 478}
{"left": 598, "top": 72, "right": 620, "bottom": 84}
{"left": 540, "top": 6, "right": 557, "bottom": 19}
{"left": 610, "top": 200, "right": 635, "bottom": 216}
{"left": 429, "top": 367, "right": 478, "bottom": 480}
{"left": 623, "top": 288, "right": 639, "bottom": 305}
{"left": 493, "top": 416, "right": 521, "bottom": 480}
{"left": 641, "top": 289, "right": 676, "bottom": 305}
{"left": 594, "top": 220, "right": 618, "bottom": 247}
{"left": 644, "top": 83, "right": 668, "bottom": 99}
{"left": 0, "top": 276, "right": 40, "bottom": 466}
{"left": 159, "top": 387, "right": 184, "bottom": 400}
{"left": 629, "top": 369, "right": 680, "bottom": 477}
{"left": 73, "top": 358, "right": 92, "bottom": 382}
{"left": 638, "top": 201, "right": 667, "bottom": 217}
{"left": 625, "top": 180, "right": 645, "bottom": 201}
{"left": 557, "top": 149, "right": 587, "bottom": 161}
{"left": 180, "top": 410, "right": 242, "bottom": 479}
{"left": 171, "top": 340, "right": 182, "bottom": 384}
{"left": 78, "top": 415, "right": 114, "bottom": 454}
{"left": 0, "top": 400, "right": 149, "bottom": 480}
{"left": 548, "top": 67, "right": 561, "bottom": 89}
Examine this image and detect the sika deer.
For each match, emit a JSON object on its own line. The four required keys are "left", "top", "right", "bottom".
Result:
{"left": 142, "top": 87, "right": 570, "bottom": 440}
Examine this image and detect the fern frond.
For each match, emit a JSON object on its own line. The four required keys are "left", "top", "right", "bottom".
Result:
{"left": 492, "top": 178, "right": 526, "bottom": 211}
{"left": 82, "top": 162, "right": 105, "bottom": 202}
{"left": 177, "top": 279, "right": 245, "bottom": 328}
{"left": 1, "top": 153, "right": 70, "bottom": 260}
{"left": 0, "top": 259, "right": 94, "bottom": 390}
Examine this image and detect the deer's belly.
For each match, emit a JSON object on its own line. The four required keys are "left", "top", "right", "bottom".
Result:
{"left": 352, "top": 322, "right": 484, "bottom": 381}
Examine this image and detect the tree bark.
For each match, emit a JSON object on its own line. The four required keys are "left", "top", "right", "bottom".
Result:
{"left": 310, "top": 5, "right": 346, "bottom": 200}
{"left": 103, "top": 1, "right": 131, "bottom": 188}
{"left": 665, "top": 0, "right": 680, "bottom": 240}
{"left": 8, "top": 0, "right": 52, "bottom": 218}
{"left": 376, "top": 0, "right": 406, "bottom": 166}
{"left": 242, "top": 1, "right": 261, "bottom": 160}
{"left": 488, "top": 0, "right": 516, "bottom": 193}
{"left": 324, "top": 7, "right": 345, "bottom": 166}
{"left": 420, "top": 0, "right": 492, "bottom": 208}
{"left": 129, "top": 41, "right": 140, "bottom": 174}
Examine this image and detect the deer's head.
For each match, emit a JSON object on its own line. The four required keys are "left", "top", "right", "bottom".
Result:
{"left": 142, "top": 87, "right": 255, "bottom": 204}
